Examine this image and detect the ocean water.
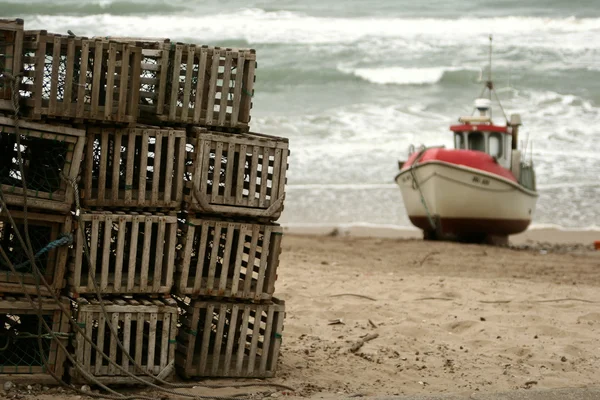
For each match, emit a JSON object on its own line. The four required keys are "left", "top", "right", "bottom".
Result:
{"left": 5, "top": 0, "right": 600, "bottom": 229}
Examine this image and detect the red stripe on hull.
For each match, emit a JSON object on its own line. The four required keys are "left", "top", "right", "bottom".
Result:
{"left": 409, "top": 216, "right": 531, "bottom": 236}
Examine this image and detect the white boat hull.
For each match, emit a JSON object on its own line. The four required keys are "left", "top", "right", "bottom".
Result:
{"left": 395, "top": 161, "right": 538, "bottom": 237}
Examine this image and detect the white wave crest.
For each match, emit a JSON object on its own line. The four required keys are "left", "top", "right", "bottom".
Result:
{"left": 339, "top": 66, "right": 466, "bottom": 85}
{"left": 24, "top": 11, "right": 600, "bottom": 47}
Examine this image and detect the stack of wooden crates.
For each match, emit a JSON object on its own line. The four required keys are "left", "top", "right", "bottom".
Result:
{"left": 0, "top": 18, "right": 288, "bottom": 385}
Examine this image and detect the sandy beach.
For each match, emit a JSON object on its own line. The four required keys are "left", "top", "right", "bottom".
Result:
{"left": 8, "top": 228, "right": 599, "bottom": 400}
{"left": 267, "top": 227, "right": 600, "bottom": 398}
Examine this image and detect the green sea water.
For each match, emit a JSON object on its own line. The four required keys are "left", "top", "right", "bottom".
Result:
{"left": 4, "top": 0, "right": 599, "bottom": 229}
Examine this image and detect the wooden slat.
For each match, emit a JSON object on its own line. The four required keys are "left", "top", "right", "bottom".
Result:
{"left": 198, "top": 304, "right": 214, "bottom": 376}
{"left": 181, "top": 46, "right": 195, "bottom": 121}
{"left": 147, "top": 312, "right": 157, "bottom": 373}
{"left": 248, "top": 145, "right": 259, "bottom": 207}
{"left": 269, "top": 148, "right": 283, "bottom": 208}
{"left": 255, "top": 225, "right": 271, "bottom": 298}
{"left": 91, "top": 41, "right": 104, "bottom": 117}
{"left": 127, "top": 215, "right": 140, "bottom": 291}
{"left": 160, "top": 312, "right": 171, "bottom": 370}
{"left": 135, "top": 312, "right": 144, "bottom": 367}
{"left": 122, "top": 312, "right": 132, "bottom": 372}
{"left": 192, "top": 47, "right": 208, "bottom": 123}
{"left": 205, "top": 49, "right": 220, "bottom": 126}
{"left": 223, "top": 304, "right": 239, "bottom": 376}
{"left": 33, "top": 36, "right": 46, "bottom": 117}
{"left": 76, "top": 41, "right": 89, "bottom": 118}
{"left": 98, "top": 130, "right": 109, "bottom": 201}
{"left": 140, "top": 216, "right": 153, "bottom": 292}
{"left": 236, "top": 306, "right": 251, "bottom": 374}
{"left": 156, "top": 44, "right": 169, "bottom": 115}
{"left": 179, "top": 223, "right": 195, "bottom": 292}
{"left": 73, "top": 221, "right": 84, "bottom": 288}
{"left": 247, "top": 305, "right": 263, "bottom": 374}
{"left": 223, "top": 142, "right": 236, "bottom": 205}
{"left": 218, "top": 223, "right": 235, "bottom": 295}
{"left": 243, "top": 225, "right": 260, "bottom": 297}
{"left": 138, "top": 129, "right": 149, "bottom": 204}
{"left": 151, "top": 130, "right": 163, "bottom": 205}
{"left": 258, "top": 147, "right": 271, "bottom": 208}
{"left": 124, "top": 130, "right": 136, "bottom": 204}
{"left": 108, "top": 312, "right": 119, "bottom": 375}
{"left": 235, "top": 144, "right": 247, "bottom": 205}
{"left": 192, "top": 221, "right": 209, "bottom": 294}
{"left": 88, "top": 216, "right": 100, "bottom": 290}
{"left": 127, "top": 48, "right": 141, "bottom": 120}
{"left": 117, "top": 44, "right": 131, "bottom": 120}
{"left": 258, "top": 307, "right": 275, "bottom": 374}
{"left": 113, "top": 215, "right": 126, "bottom": 292}
{"left": 105, "top": 42, "right": 117, "bottom": 119}
{"left": 49, "top": 36, "right": 61, "bottom": 115}
{"left": 206, "top": 222, "right": 222, "bottom": 292}
{"left": 230, "top": 224, "right": 246, "bottom": 295}
{"left": 109, "top": 130, "right": 122, "bottom": 203}
{"left": 152, "top": 216, "right": 166, "bottom": 292}
{"left": 211, "top": 141, "right": 223, "bottom": 203}
{"left": 169, "top": 45, "right": 183, "bottom": 121}
{"left": 63, "top": 38, "right": 75, "bottom": 115}
{"left": 210, "top": 304, "right": 227, "bottom": 375}
{"left": 100, "top": 214, "right": 112, "bottom": 291}
{"left": 163, "top": 130, "right": 175, "bottom": 203}
{"left": 218, "top": 51, "right": 233, "bottom": 126}
{"left": 230, "top": 52, "right": 245, "bottom": 125}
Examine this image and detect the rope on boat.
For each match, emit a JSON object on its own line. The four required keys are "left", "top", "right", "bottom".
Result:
{"left": 409, "top": 147, "right": 437, "bottom": 231}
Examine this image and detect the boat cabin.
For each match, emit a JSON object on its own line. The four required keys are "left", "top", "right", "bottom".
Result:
{"left": 450, "top": 99, "right": 519, "bottom": 170}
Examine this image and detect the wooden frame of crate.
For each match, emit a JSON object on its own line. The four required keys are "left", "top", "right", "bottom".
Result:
{"left": 83, "top": 125, "right": 186, "bottom": 210}
{"left": 176, "top": 216, "right": 282, "bottom": 301}
{"left": 0, "top": 19, "right": 24, "bottom": 112}
{"left": 69, "top": 211, "right": 177, "bottom": 295}
{"left": 70, "top": 296, "right": 177, "bottom": 384}
{"left": 0, "top": 209, "right": 71, "bottom": 296}
{"left": 0, "top": 116, "right": 86, "bottom": 213}
{"left": 138, "top": 43, "right": 256, "bottom": 131}
{"left": 184, "top": 128, "right": 289, "bottom": 220}
{"left": 0, "top": 296, "right": 70, "bottom": 385}
{"left": 19, "top": 31, "right": 141, "bottom": 123}
{"left": 176, "top": 297, "right": 285, "bottom": 378}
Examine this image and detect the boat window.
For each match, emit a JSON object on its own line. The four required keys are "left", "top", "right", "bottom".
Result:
{"left": 467, "top": 132, "right": 485, "bottom": 152}
{"left": 489, "top": 132, "right": 503, "bottom": 158}
{"left": 454, "top": 132, "right": 464, "bottom": 149}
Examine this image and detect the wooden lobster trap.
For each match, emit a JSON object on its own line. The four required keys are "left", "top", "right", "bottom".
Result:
{"left": 69, "top": 212, "right": 177, "bottom": 295}
{"left": 19, "top": 31, "right": 141, "bottom": 123}
{"left": 83, "top": 125, "right": 186, "bottom": 210}
{"left": 138, "top": 44, "right": 256, "bottom": 131}
{"left": 176, "top": 297, "right": 285, "bottom": 378}
{"left": 0, "top": 209, "right": 72, "bottom": 296}
{"left": 184, "top": 128, "right": 289, "bottom": 221}
{"left": 0, "top": 19, "right": 24, "bottom": 112}
{"left": 0, "top": 116, "right": 85, "bottom": 213}
{"left": 71, "top": 296, "right": 178, "bottom": 384}
{"left": 0, "top": 296, "right": 70, "bottom": 384}
{"left": 176, "top": 216, "right": 282, "bottom": 301}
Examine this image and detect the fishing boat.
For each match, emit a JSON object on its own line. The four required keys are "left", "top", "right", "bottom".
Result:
{"left": 395, "top": 37, "right": 538, "bottom": 244}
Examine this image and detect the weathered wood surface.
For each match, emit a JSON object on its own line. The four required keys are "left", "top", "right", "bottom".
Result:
{"left": 71, "top": 296, "right": 177, "bottom": 384}
{"left": 0, "top": 296, "right": 70, "bottom": 383}
{"left": 69, "top": 211, "right": 177, "bottom": 295}
{"left": 0, "top": 19, "right": 24, "bottom": 111}
{"left": 19, "top": 31, "right": 141, "bottom": 123}
{"left": 176, "top": 216, "right": 282, "bottom": 301}
{"left": 137, "top": 44, "right": 256, "bottom": 131}
{"left": 83, "top": 125, "right": 186, "bottom": 210}
{"left": 175, "top": 297, "right": 285, "bottom": 378}
{"left": 184, "top": 128, "right": 289, "bottom": 220}
{"left": 0, "top": 209, "right": 71, "bottom": 295}
{"left": 0, "top": 116, "right": 85, "bottom": 213}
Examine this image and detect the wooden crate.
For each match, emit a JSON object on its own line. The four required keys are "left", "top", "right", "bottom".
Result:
{"left": 69, "top": 212, "right": 177, "bottom": 295}
{"left": 184, "top": 128, "right": 289, "bottom": 220}
{"left": 138, "top": 44, "right": 256, "bottom": 131}
{"left": 71, "top": 296, "right": 177, "bottom": 384}
{"left": 0, "top": 296, "right": 70, "bottom": 384}
{"left": 0, "top": 116, "right": 85, "bottom": 213}
{"left": 0, "top": 19, "right": 24, "bottom": 111}
{"left": 176, "top": 216, "right": 282, "bottom": 301}
{"left": 83, "top": 125, "right": 186, "bottom": 210}
{"left": 0, "top": 210, "right": 71, "bottom": 296}
{"left": 176, "top": 297, "right": 285, "bottom": 378}
{"left": 19, "top": 31, "right": 141, "bottom": 123}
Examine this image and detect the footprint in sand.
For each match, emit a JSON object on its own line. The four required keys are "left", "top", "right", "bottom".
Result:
{"left": 444, "top": 320, "right": 479, "bottom": 334}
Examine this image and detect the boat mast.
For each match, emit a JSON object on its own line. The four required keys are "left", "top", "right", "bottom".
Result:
{"left": 488, "top": 35, "right": 493, "bottom": 118}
